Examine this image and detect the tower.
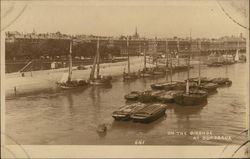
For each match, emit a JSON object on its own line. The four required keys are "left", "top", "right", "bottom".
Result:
{"left": 134, "top": 26, "right": 139, "bottom": 39}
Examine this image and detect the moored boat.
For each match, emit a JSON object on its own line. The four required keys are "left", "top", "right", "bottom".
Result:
{"left": 151, "top": 66, "right": 167, "bottom": 75}
{"left": 151, "top": 81, "right": 186, "bottom": 91}
{"left": 89, "top": 37, "right": 112, "bottom": 85}
{"left": 123, "top": 72, "right": 140, "bottom": 80}
{"left": 89, "top": 76, "right": 112, "bottom": 85}
{"left": 173, "top": 65, "right": 189, "bottom": 72}
{"left": 198, "top": 82, "right": 218, "bottom": 92}
{"left": 174, "top": 35, "right": 208, "bottom": 106}
{"left": 174, "top": 89, "right": 208, "bottom": 106}
{"left": 123, "top": 36, "right": 141, "bottom": 80}
{"left": 57, "top": 78, "right": 88, "bottom": 89}
{"left": 57, "top": 40, "right": 89, "bottom": 89}
{"left": 124, "top": 91, "right": 142, "bottom": 101}
{"left": 207, "top": 62, "right": 223, "bottom": 67}
{"left": 156, "top": 90, "right": 184, "bottom": 103}
{"left": 139, "top": 90, "right": 165, "bottom": 103}
{"left": 131, "top": 103, "right": 167, "bottom": 123}
{"left": 112, "top": 102, "right": 147, "bottom": 121}
{"left": 189, "top": 77, "right": 213, "bottom": 84}
{"left": 211, "top": 77, "right": 232, "bottom": 86}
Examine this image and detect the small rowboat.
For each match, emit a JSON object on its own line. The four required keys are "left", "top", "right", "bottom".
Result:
{"left": 131, "top": 103, "right": 167, "bottom": 123}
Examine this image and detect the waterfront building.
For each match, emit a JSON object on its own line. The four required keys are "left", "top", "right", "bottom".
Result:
{"left": 5, "top": 31, "right": 247, "bottom": 60}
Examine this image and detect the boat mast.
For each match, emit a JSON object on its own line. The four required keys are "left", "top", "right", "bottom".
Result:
{"left": 186, "top": 31, "right": 191, "bottom": 94}
{"left": 165, "top": 40, "right": 168, "bottom": 69}
{"left": 155, "top": 38, "right": 158, "bottom": 67}
{"left": 170, "top": 51, "right": 173, "bottom": 83}
{"left": 177, "top": 40, "right": 180, "bottom": 66}
{"left": 144, "top": 41, "right": 146, "bottom": 69}
{"left": 127, "top": 36, "right": 130, "bottom": 74}
{"left": 235, "top": 38, "right": 240, "bottom": 61}
{"left": 68, "top": 40, "right": 73, "bottom": 82}
{"left": 89, "top": 40, "right": 98, "bottom": 80}
{"left": 96, "top": 37, "right": 100, "bottom": 78}
{"left": 198, "top": 40, "right": 201, "bottom": 85}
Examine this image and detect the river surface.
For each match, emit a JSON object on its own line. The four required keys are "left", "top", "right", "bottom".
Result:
{"left": 5, "top": 63, "right": 247, "bottom": 145}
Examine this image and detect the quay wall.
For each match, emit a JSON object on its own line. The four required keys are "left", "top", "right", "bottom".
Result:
{"left": 5, "top": 57, "right": 149, "bottom": 97}
{"left": 5, "top": 56, "right": 207, "bottom": 98}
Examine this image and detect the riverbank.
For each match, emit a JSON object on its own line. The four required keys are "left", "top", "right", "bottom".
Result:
{"left": 5, "top": 56, "right": 202, "bottom": 97}
{"left": 5, "top": 57, "right": 149, "bottom": 97}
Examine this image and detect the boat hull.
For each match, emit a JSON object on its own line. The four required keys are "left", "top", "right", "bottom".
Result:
{"left": 123, "top": 72, "right": 140, "bottom": 80}
{"left": 174, "top": 90, "right": 208, "bottom": 106}
{"left": 124, "top": 91, "right": 142, "bottom": 101}
{"left": 199, "top": 83, "right": 218, "bottom": 92}
{"left": 131, "top": 104, "right": 167, "bottom": 123}
{"left": 89, "top": 77, "right": 112, "bottom": 85}
{"left": 57, "top": 80, "right": 88, "bottom": 89}
{"left": 151, "top": 81, "right": 185, "bottom": 91}
{"left": 156, "top": 90, "right": 184, "bottom": 103}
{"left": 112, "top": 114, "right": 131, "bottom": 121}
{"left": 112, "top": 103, "right": 146, "bottom": 121}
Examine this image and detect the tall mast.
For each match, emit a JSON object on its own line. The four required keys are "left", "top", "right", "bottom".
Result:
{"left": 177, "top": 40, "right": 180, "bottom": 66}
{"left": 198, "top": 40, "right": 201, "bottom": 85}
{"left": 89, "top": 39, "right": 98, "bottom": 80}
{"left": 235, "top": 38, "right": 240, "bottom": 61}
{"left": 170, "top": 51, "right": 173, "bottom": 83}
{"left": 144, "top": 41, "right": 146, "bottom": 69}
{"left": 186, "top": 31, "right": 191, "bottom": 94}
{"left": 68, "top": 40, "right": 73, "bottom": 82}
{"left": 127, "top": 36, "right": 130, "bottom": 74}
{"left": 155, "top": 38, "right": 158, "bottom": 67}
{"left": 96, "top": 37, "right": 100, "bottom": 78}
{"left": 165, "top": 40, "right": 168, "bottom": 68}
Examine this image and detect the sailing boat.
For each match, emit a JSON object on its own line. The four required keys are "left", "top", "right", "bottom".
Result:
{"left": 196, "top": 41, "right": 218, "bottom": 92}
{"left": 151, "top": 41, "right": 184, "bottom": 91}
{"left": 207, "top": 50, "right": 223, "bottom": 67}
{"left": 151, "top": 39, "right": 166, "bottom": 75}
{"left": 174, "top": 36, "right": 208, "bottom": 106}
{"left": 57, "top": 40, "right": 88, "bottom": 89}
{"left": 234, "top": 49, "right": 240, "bottom": 62}
{"left": 89, "top": 37, "right": 112, "bottom": 85}
{"left": 123, "top": 36, "right": 140, "bottom": 80}
{"left": 140, "top": 41, "right": 153, "bottom": 77}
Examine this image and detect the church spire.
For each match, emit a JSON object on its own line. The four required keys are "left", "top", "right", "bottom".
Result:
{"left": 134, "top": 26, "right": 139, "bottom": 38}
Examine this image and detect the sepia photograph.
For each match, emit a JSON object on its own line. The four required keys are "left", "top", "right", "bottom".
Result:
{"left": 1, "top": 0, "right": 249, "bottom": 158}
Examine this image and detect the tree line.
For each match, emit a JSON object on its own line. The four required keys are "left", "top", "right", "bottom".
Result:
{"left": 5, "top": 39, "right": 121, "bottom": 60}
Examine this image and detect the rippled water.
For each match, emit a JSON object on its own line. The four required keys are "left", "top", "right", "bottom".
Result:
{"left": 5, "top": 63, "right": 247, "bottom": 145}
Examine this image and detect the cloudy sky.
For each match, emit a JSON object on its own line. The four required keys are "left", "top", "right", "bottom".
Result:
{"left": 1, "top": 0, "right": 248, "bottom": 38}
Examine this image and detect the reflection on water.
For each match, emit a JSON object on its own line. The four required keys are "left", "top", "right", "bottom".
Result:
{"left": 5, "top": 63, "right": 247, "bottom": 145}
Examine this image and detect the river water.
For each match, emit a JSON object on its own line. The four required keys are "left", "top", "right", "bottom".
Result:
{"left": 5, "top": 63, "right": 247, "bottom": 145}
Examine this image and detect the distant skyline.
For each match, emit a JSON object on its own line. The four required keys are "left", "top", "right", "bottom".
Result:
{"left": 1, "top": 0, "right": 249, "bottom": 38}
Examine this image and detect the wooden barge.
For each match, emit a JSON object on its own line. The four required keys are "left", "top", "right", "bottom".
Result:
{"left": 131, "top": 103, "right": 167, "bottom": 123}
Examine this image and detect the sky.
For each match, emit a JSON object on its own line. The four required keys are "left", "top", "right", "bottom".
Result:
{"left": 1, "top": 0, "right": 249, "bottom": 38}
